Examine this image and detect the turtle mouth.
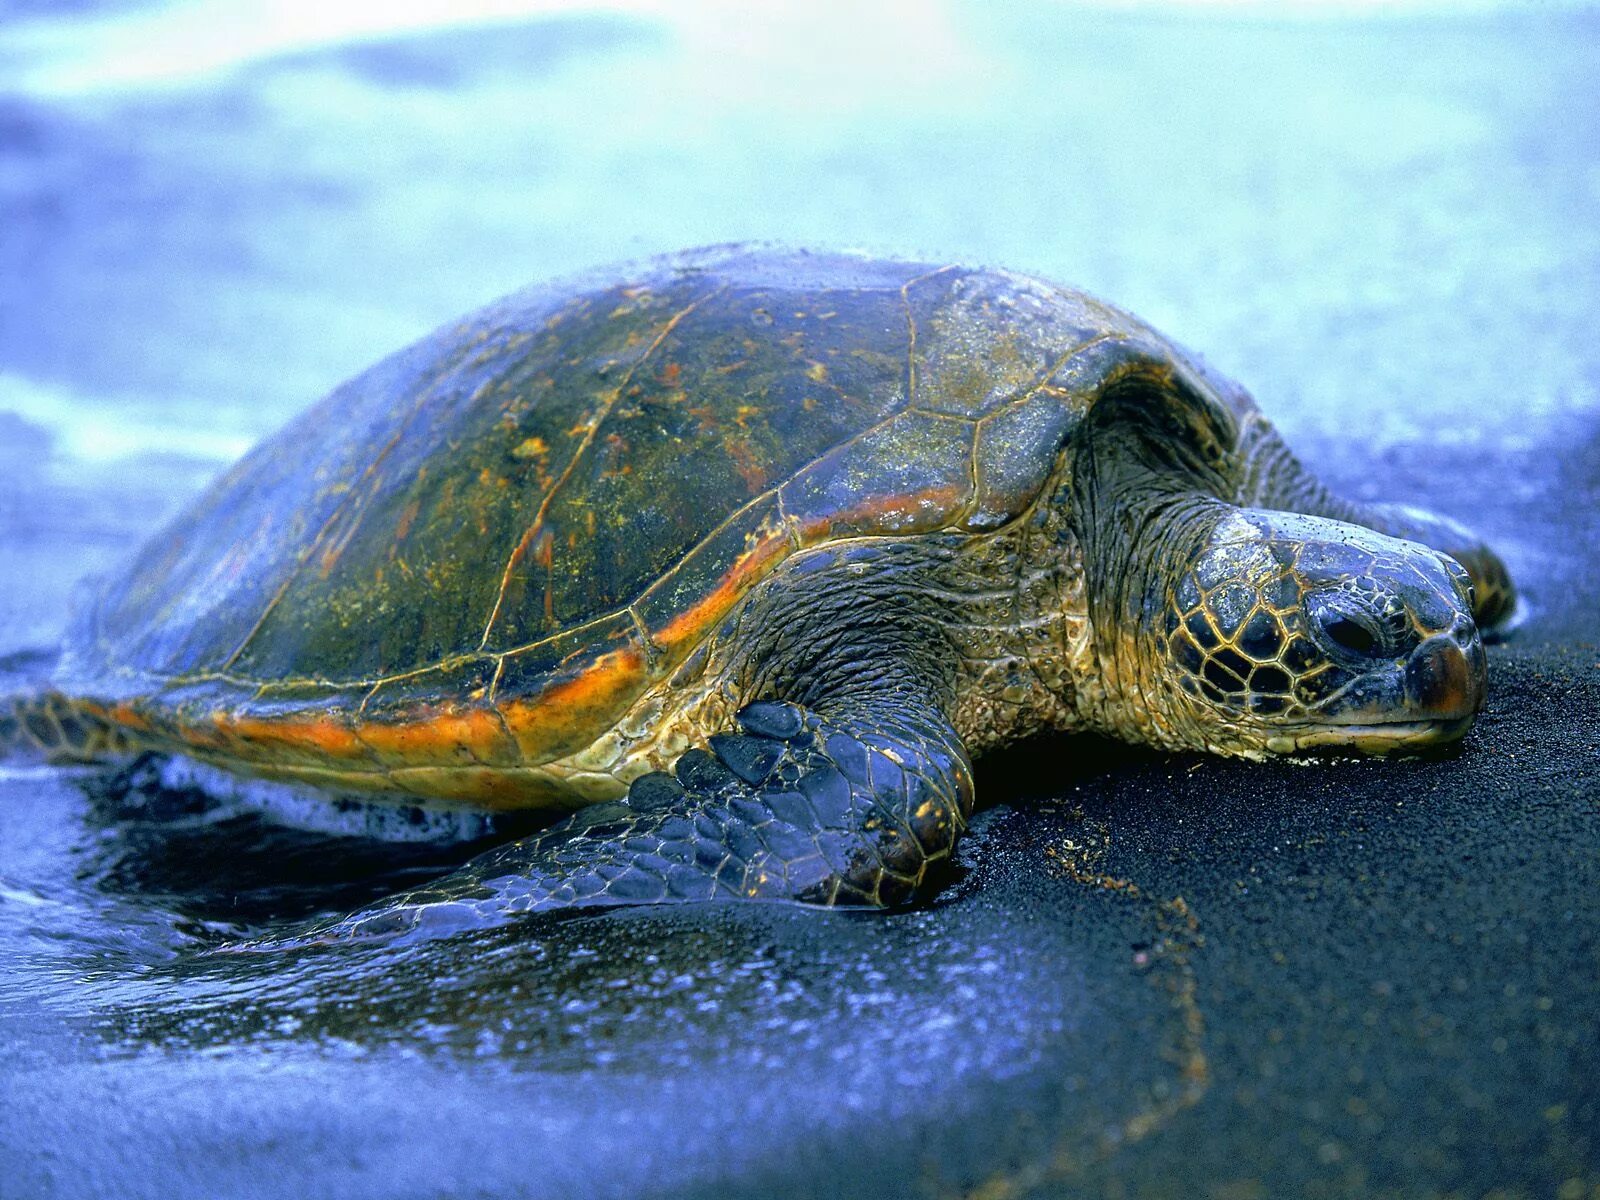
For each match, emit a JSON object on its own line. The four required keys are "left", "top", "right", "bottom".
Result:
{"left": 1264, "top": 714, "right": 1476, "bottom": 756}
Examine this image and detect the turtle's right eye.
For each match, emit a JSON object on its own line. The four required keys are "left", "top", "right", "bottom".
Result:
{"left": 1307, "top": 593, "right": 1389, "bottom": 660}
{"left": 1322, "top": 616, "right": 1376, "bottom": 656}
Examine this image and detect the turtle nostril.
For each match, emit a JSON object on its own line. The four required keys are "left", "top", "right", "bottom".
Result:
{"left": 1321, "top": 615, "right": 1378, "bottom": 657}
{"left": 1404, "top": 635, "right": 1486, "bottom": 717}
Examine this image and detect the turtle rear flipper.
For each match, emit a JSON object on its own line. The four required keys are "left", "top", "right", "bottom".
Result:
{"left": 1, "top": 692, "right": 131, "bottom": 763}
{"left": 241, "top": 697, "right": 974, "bottom": 947}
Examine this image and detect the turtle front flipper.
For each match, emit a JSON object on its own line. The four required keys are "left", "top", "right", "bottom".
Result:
{"left": 1236, "top": 417, "right": 1517, "bottom": 630}
{"left": 248, "top": 697, "right": 974, "bottom": 948}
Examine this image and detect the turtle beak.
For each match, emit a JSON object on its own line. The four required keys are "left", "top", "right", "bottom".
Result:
{"left": 1403, "top": 618, "right": 1487, "bottom": 721}
{"left": 1265, "top": 617, "right": 1488, "bottom": 756}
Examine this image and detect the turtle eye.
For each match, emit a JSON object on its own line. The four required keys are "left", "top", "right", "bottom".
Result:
{"left": 1307, "top": 592, "right": 1390, "bottom": 661}
{"left": 1322, "top": 616, "right": 1377, "bottom": 656}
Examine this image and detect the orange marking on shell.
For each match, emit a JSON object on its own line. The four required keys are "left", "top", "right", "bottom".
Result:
{"left": 533, "top": 528, "right": 555, "bottom": 566}
{"left": 499, "top": 646, "right": 649, "bottom": 762}
{"left": 103, "top": 702, "right": 154, "bottom": 734}
{"left": 496, "top": 520, "right": 544, "bottom": 608}
{"left": 651, "top": 527, "right": 792, "bottom": 654}
{"left": 793, "top": 482, "right": 969, "bottom": 542}
{"left": 317, "top": 509, "right": 369, "bottom": 579}
{"left": 533, "top": 527, "right": 556, "bottom": 626}
{"left": 166, "top": 719, "right": 231, "bottom": 753}
{"left": 212, "top": 712, "right": 369, "bottom": 759}
{"left": 356, "top": 705, "right": 515, "bottom": 766}
{"left": 728, "top": 439, "right": 769, "bottom": 492}
{"left": 511, "top": 436, "right": 549, "bottom": 460}
{"left": 393, "top": 497, "right": 422, "bottom": 542}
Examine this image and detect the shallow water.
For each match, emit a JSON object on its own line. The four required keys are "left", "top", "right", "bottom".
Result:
{"left": 2, "top": 3, "right": 1598, "bottom": 1196}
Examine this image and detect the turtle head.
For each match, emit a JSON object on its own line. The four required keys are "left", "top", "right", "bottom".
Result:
{"left": 1147, "top": 509, "right": 1486, "bottom": 756}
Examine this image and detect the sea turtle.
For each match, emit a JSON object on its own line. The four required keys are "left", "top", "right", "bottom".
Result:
{"left": 3, "top": 246, "right": 1514, "bottom": 936}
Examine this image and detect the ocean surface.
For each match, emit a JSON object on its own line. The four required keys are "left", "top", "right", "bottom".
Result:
{"left": 2, "top": 3, "right": 1597, "bottom": 1197}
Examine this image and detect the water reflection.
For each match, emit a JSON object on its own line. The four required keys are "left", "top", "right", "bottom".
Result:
{"left": 75, "top": 755, "right": 531, "bottom": 932}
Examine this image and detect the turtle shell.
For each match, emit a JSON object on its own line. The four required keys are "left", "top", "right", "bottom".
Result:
{"left": 59, "top": 247, "right": 1230, "bottom": 805}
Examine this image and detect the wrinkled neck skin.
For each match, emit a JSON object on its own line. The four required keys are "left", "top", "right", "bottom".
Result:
{"left": 1074, "top": 483, "right": 1237, "bottom": 752}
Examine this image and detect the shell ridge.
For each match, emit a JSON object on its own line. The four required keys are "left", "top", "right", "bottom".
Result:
{"left": 113, "top": 343, "right": 1021, "bottom": 695}
{"left": 475, "top": 283, "right": 727, "bottom": 652}
{"left": 1000, "top": 331, "right": 1129, "bottom": 417}
{"left": 487, "top": 607, "right": 638, "bottom": 665}
{"left": 898, "top": 264, "right": 960, "bottom": 408}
